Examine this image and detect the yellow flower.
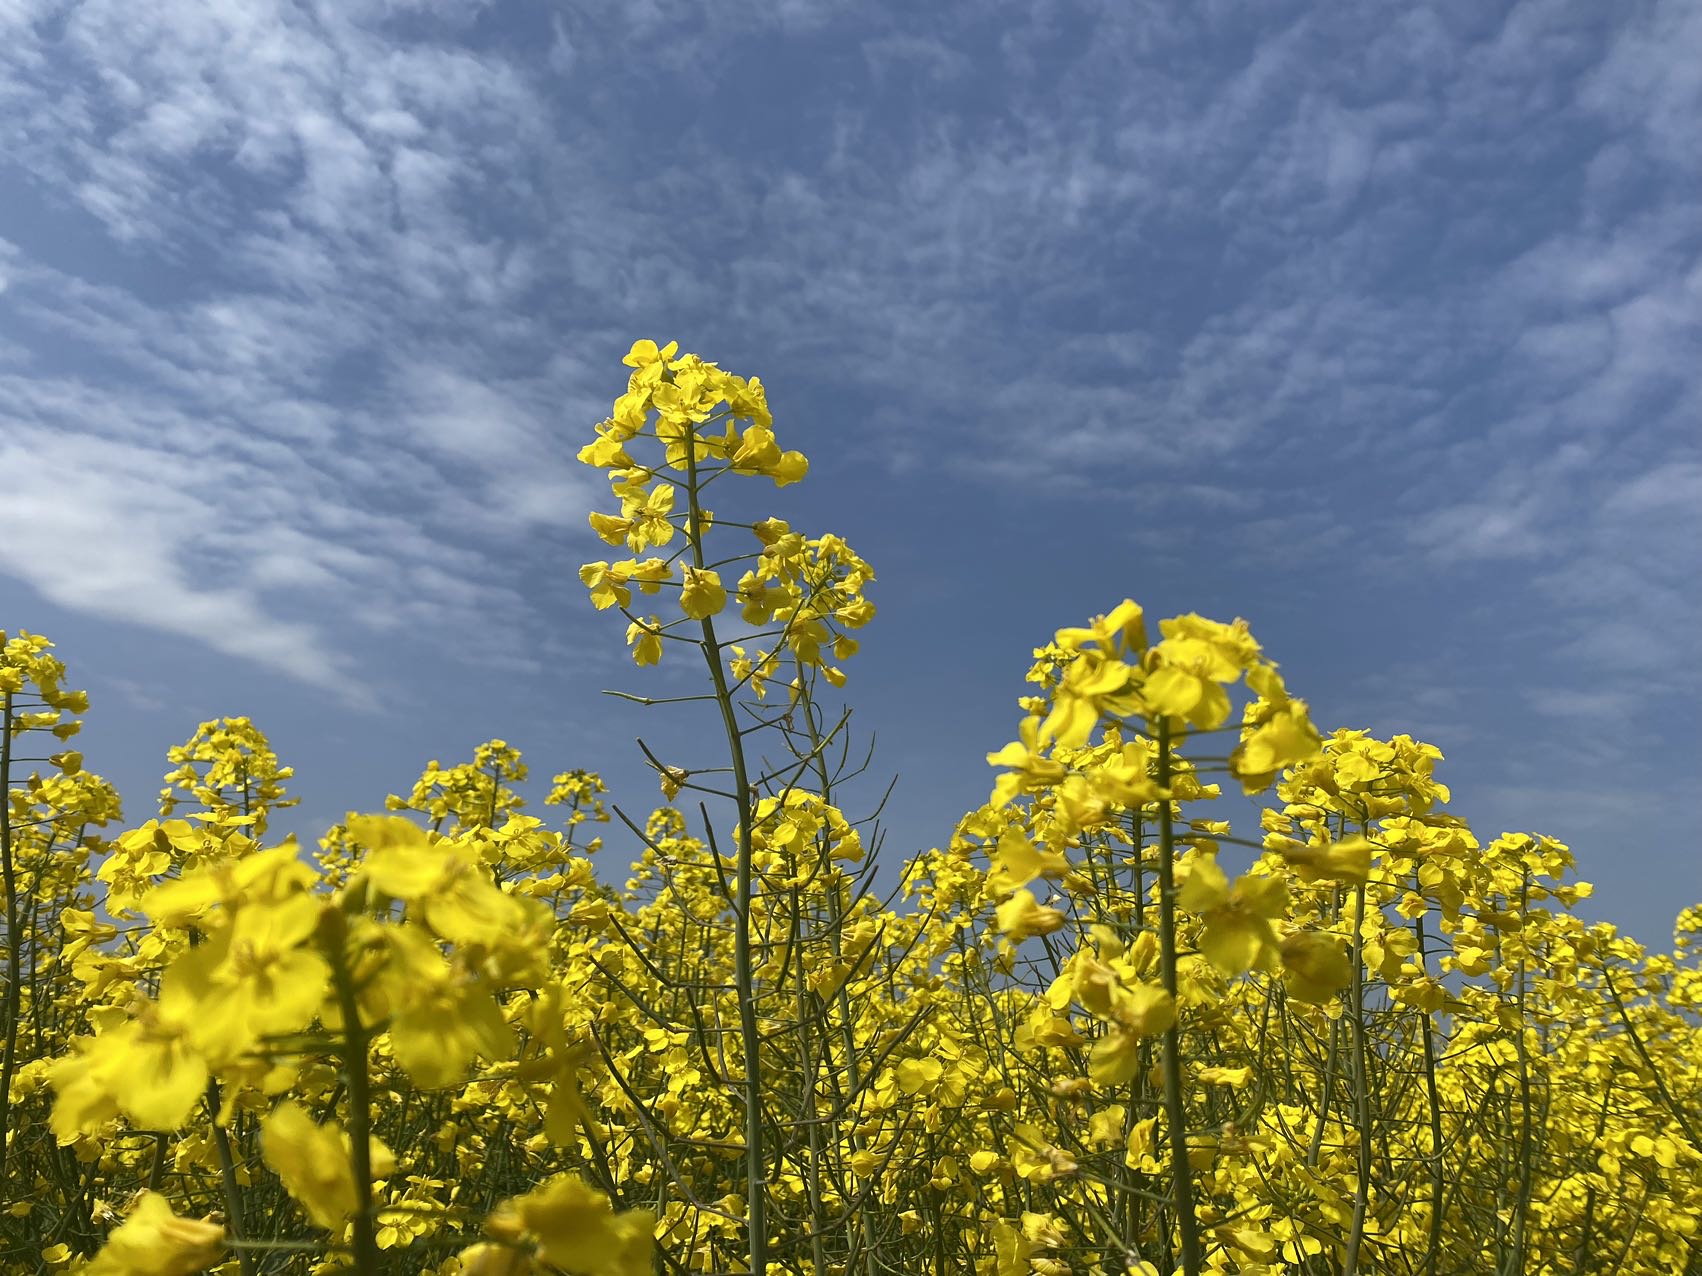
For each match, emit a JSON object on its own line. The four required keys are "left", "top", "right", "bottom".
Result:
{"left": 995, "top": 888, "right": 1066, "bottom": 942}
{"left": 149, "top": 886, "right": 330, "bottom": 1064}
{"left": 629, "top": 557, "right": 672, "bottom": 595}
{"left": 734, "top": 572, "right": 787, "bottom": 624}
{"left": 620, "top": 339, "right": 680, "bottom": 392}
{"left": 375, "top": 925, "right": 516, "bottom": 1089}
{"left": 1176, "top": 853, "right": 1288, "bottom": 975}
{"left": 1280, "top": 932, "right": 1352, "bottom": 1004}
{"left": 450, "top": 1244, "right": 539, "bottom": 1275}
{"left": 260, "top": 1101, "right": 395, "bottom": 1231}
{"left": 1088, "top": 982, "right": 1176, "bottom": 1084}
{"left": 1139, "top": 615, "right": 1261, "bottom": 730}
{"left": 1232, "top": 696, "right": 1322, "bottom": 792}
{"left": 1089, "top": 1029, "right": 1145, "bottom": 1086}
{"left": 1008, "top": 1124, "right": 1072, "bottom": 1183}
{"left": 353, "top": 821, "right": 518, "bottom": 930}
{"left": 1197, "top": 1065, "right": 1253, "bottom": 1086}
{"left": 730, "top": 422, "right": 782, "bottom": 472}
{"left": 1142, "top": 661, "right": 1230, "bottom": 731}
{"left": 49, "top": 955, "right": 212, "bottom": 1139}
{"left": 771, "top": 450, "right": 809, "bottom": 486}
{"left": 986, "top": 828, "right": 1068, "bottom": 895}
{"left": 1087, "top": 1106, "right": 1127, "bottom": 1147}
{"left": 987, "top": 715, "right": 1068, "bottom": 808}
{"left": 576, "top": 430, "right": 633, "bottom": 470}
{"left": 579, "top": 561, "right": 633, "bottom": 610}
{"left": 1054, "top": 598, "right": 1148, "bottom": 657}
{"left": 1125, "top": 1116, "right": 1161, "bottom": 1173}
{"left": 587, "top": 511, "right": 632, "bottom": 547}
{"left": 1279, "top": 834, "right": 1374, "bottom": 885}
{"left": 140, "top": 844, "right": 317, "bottom": 927}
{"left": 728, "top": 645, "right": 779, "bottom": 700}
{"left": 1039, "top": 650, "right": 1143, "bottom": 750}
{"left": 622, "top": 338, "right": 679, "bottom": 369}
{"left": 84, "top": 1192, "right": 223, "bottom": 1276}
{"left": 624, "top": 616, "right": 664, "bottom": 666}
{"left": 894, "top": 1058, "right": 944, "bottom": 1096}
{"left": 992, "top": 1218, "right": 1035, "bottom": 1276}
{"left": 498, "top": 1176, "right": 655, "bottom": 1276}
{"left": 618, "top": 483, "right": 676, "bottom": 552}
{"left": 678, "top": 566, "right": 726, "bottom": 620}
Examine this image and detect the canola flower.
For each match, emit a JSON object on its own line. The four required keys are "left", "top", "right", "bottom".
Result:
{"left": 0, "top": 347, "right": 1695, "bottom": 1276}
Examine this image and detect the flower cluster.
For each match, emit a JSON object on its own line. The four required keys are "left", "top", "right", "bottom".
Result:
{"left": 578, "top": 340, "right": 874, "bottom": 696}
{"left": 3, "top": 352, "right": 1697, "bottom": 1276}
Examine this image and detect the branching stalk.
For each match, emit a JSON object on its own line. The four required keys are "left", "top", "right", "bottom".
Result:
{"left": 684, "top": 426, "right": 768, "bottom": 1276}
{"left": 328, "top": 926, "right": 379, "bottom": 1275}
{"left": 1153, "top": 718, "right": 1202, "bottom": 1276}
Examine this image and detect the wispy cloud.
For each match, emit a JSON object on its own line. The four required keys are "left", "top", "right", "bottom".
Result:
{"left": 0, "top": 0, "right": 618, "bottom": 708}
{"left": 0, "top": 423, "right": 370, "bottom": 701}
{"left": 0, "top": 0, "right": 1696, "bottom": 930}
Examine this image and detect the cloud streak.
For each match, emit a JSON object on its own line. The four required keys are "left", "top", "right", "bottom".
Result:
{"left": 0, "top": 0, "right": 1696, "bottom": 931}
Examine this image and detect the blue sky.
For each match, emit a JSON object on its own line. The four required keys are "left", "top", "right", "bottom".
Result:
{"left": 1, "top": 0, "right": 1697, "bottom": 945}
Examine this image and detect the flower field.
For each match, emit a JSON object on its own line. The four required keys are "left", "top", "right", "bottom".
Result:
{"left": 2, "top": 341, "right": 1697, "bottom": 1275}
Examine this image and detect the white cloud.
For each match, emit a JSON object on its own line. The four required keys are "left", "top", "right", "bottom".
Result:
{"left": 0, "top": 0, "right": 623, "bottom": 702}
{"left": 0, "top": 0, "right": 1695, "bottom": 916}
{"left": 1580, "top": 1, "right": 1702, "bottom": 168}
{"left": 0, "top": 427, "right": 371, "bottom": 702}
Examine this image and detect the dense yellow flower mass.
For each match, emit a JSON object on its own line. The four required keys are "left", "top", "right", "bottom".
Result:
{"left": 1, "top": 346, "right": 1698, "bottom": 1276}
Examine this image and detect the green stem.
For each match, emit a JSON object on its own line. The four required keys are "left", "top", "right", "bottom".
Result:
{"left": 1414, "top": 915, "right": 1445, "bottom": 1276}
{"left": 797, "top": 691, "right": 881, "bottom": 1276}
{"left": 1152, "top": 719, "right": 1201, "bottom": 1276}
{"left": 683, "top": 432, "right": 768, "bottom": 1276}
{"left": 329, "top": 928, "right": 379, "bottom": 1275}
{"left": 1602, "top": 967, "right": 1702, "bottom": 1147}
{"left": 1570, "top": 1072, "right": 1615, "bottom": 1274}
{"left": 0, "top": 690, "right": 20, "bottom": 1190}
{"left": 1507, "top": 873, "right": 1533, "bottom": 1276}
{"left": 1342, "top": 883, "right": 1372, "bottom": 1276}
{"left": 206, "top": 1079, "right": 258, "bottom": 1276}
